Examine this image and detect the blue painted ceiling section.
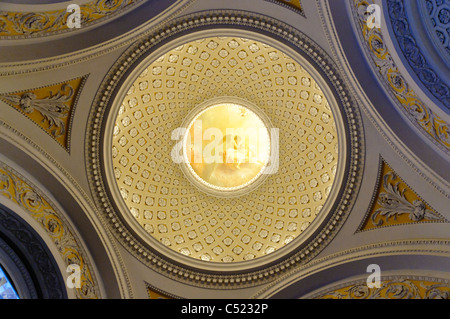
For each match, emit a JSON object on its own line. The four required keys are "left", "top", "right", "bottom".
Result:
{"left": 387, "top": 0, "right": 450, "bottom": 110}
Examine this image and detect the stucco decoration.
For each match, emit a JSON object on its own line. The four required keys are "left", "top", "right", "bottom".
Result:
{"left": 314, "top": 277, "right": 450, "bottom": 299}
{"left": 0, "top": 163, "right": 100, "bottom": 299}
{"left": 358, "top": 158, "right": 447, "bottom": 231}
{"left": 111, "top": 37, "right": 339, "bottom": 263}
{"left": 352, "top": 0, "right": 449, "bottom": 152}
{"left": 387, "top": 0, "right": 449, "bottom": 109}
{"left": 145, "top": 282, "right": 177, "bottom": 299}
{"left": 0, "top": 208, "right": 65, "bottom": 299}
{"left": 265, "top": 0, "right": 304, "bottom": 16}
{"left": 0, "top": 0, "right": 144, "bottom": 39}
{"left": 0, "top": 75, "right": 88, "bottom": 152}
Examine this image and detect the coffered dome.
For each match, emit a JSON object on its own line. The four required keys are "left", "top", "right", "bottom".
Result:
{"left": 109, "top": 36, "right": 340, "bottom": 263}
{"left": 1, "top": 0, "right": 448, "bottom": 302}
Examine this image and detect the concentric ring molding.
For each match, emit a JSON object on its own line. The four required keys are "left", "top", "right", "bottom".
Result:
{"left": 86, "top": 11, "right": 364, "bottom": 288}
{"left": 106, "top": 33, "right": 345, "bottom": 270}
{"left": 110, "top": 36, "right": 340, "bottom": 263}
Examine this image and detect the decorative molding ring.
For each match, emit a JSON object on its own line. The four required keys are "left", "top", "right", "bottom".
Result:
{"left": 0, "top": 206, "right": 67, "bottom": 299}
{"left": 86, "top": 9, "right": 364, "bottom": 289}
{"left": 0, "top": 162, "right": 101, "bottom": 299}
{"left": 386, "top": 0, "right": 450, "bottom": 110}
{"left": 351, "top": 0, "right": 450, "bottom": 152}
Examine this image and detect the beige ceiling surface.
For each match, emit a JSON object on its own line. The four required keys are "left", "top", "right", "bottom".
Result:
{"left": 111, "top": 36, "right": 339, "bottom": 263}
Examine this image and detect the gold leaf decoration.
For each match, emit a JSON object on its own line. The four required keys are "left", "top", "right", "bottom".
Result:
{"left": 317, "top": 278, "right": 450, "bottom": 299}
{"left": 0, "top": 0, "right": 141, "bottom": 38}
{"left": 352, "top": 0, "right": 449, "bottom": 150}
{"left": 145, "top": 283, "right": 175, "bottom": 299}
{"left": 0, "top": 75, "right": 87, "bottom": 151}
{"left": 359, "top": 159, "right": 446, "bottom": 231}
{"left": 267, "top": 0, "right": 304, "bottom": 15}
{"left": 0, "top": 164, "right": 99, "bottom": 299}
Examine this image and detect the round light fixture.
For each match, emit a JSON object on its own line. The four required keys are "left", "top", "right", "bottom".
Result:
{"left": 176, "top": 97, "right": 276, "bottom": 197}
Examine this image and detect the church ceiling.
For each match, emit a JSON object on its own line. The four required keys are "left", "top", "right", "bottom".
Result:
{"left": 111, "top": 36, "right": 339, "bottom": 263}
{"left": 0, "top": 0, "right": 448, "bottom": 300}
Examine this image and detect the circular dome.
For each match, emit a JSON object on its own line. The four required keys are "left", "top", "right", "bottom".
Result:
{"left": 110, "top": 36, "right": 340, "bottom": 263}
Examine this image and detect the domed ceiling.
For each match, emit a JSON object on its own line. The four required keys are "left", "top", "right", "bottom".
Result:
{"left": 85, "top": 9, "right": 365, "bottom": 284}
{"left": 110, "top": 36, "right": 339, "bottom": 263}
{"left": 1, "top": 0, "right": 447, "bottom": 301}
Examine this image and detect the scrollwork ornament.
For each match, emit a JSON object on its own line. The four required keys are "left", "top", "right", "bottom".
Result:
{"left": 0, "top": 76, "right": 88, "bottom": 151}
{"left": 352, "top": 0, "right": 450, "bottom": 151}
{"left": 358, "top": 159, "right": 446, "bottom": 231}
{"left": 318, "top": 278, "right": 450, "bottom": 299}
{"left": 371, "top": 172, "right": 442, "bottom": 226}
{"left": 0, "top": 84, "right": 73, "bottom": 138}
{"left": 386, "top": 0, "right": 450, "bottom": 109}
{"left": 20, "top": 189, "right": 45, "bottom": 214}
{"left": 0, "top": 165, "right": 100, "bottom": 299}
{"left": 0, "top": 0, "right": 143, "bottom": 38}
{"left": 0, "top": 171, "right": 12, "bottom": 199}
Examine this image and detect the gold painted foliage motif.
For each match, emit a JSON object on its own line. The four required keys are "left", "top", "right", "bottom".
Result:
{"left": 0, "top": 164, "right": 99, "bottom": 299}
{"left": 268, "top": 0, "right": 304, "bottom": 14}
{"left": 318, "top": 279, "right": 450, "bottom": 299}
{"left": 359, "top": 160, "right": 446, "bottom": 231}
{"left": 0, "top": 0, "right": 141, "bottom": 38}
{"left": 353, "top": 0, "right": 449, "bottom": 150}
{"left": 0, "top": 76, "right": 87, "bottom": 150}
{"left": 146, "top": 284, "right": 173, "bottom": 299}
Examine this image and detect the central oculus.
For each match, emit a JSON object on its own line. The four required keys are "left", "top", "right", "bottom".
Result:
{"left": 177, "top": 97, "right": 274, "bottom": 197}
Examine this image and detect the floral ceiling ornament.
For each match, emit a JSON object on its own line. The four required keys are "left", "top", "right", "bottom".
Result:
{"left": 358, "top": 159, "right": 447, "bottom": 231}
{"left": 0, "top": 0, "right": 143, "bottom": 38}
{"left": 372, "top": 172, "right": 442, "bottom": 224}
{"left": 0, "top": 76, "right": 88, "bottom": 151}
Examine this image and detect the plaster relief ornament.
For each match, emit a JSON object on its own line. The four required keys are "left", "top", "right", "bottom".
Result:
{"left": 359, "top": 160, "right": 446, "bottom": 231}
{"left": 0, "top": 76, "right": 87, "bottom": 150}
